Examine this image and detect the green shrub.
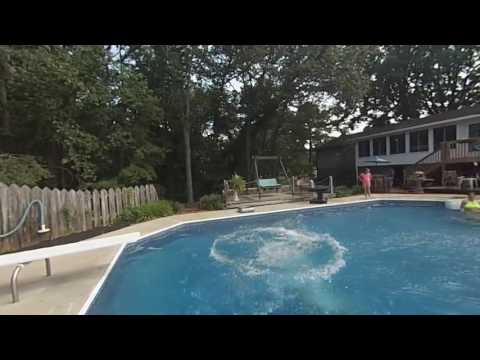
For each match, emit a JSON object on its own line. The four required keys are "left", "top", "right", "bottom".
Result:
{"left": 335, "top": 185, "right": 364, "bottom": 197}
{"left": 289, "top": 161, "right": 315, "bottom": 178}
{"left": 117, "top": 200, "right": 175, "bottom": 224}
{"left": 351, "top": 185, "right": 363, "bottom": 194}
{"left": 116, "top": 207, "right": 142, "bottom": 224}
{"left": 199, "top": 194, "right": 224, "bottom": 210}
{"left": 0, "top": 154, "right": 51, "bottom": 186}
{"left": 118, "top": 164, "right": 157, "bottom": 186}
{"left": 171, "top": 201, "right": 185, "bottom": 214}
{"left": 90, "top": 178, "right": 119, "bottom": 190}
{"left": 335, "top": 185, "right": 354, "bottom": 197}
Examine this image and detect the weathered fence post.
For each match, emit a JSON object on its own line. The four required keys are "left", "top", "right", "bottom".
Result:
{"left": 77, "top": 190, "right": 87, "bottom": 232}
{"left": 121, "top": 187, "right": 129, "bottom": 209}
{"left": 134, "top": 186, "right": 140, "bottom": 207}
{"left": 0, "top": 183, "right": 9, "bottom": 252}
{"left": 152, "top": 184, "right": 159, "bottom": 201}
{"left": 20, "top": 185, "right": 33, "bottom": 246}
{"left": 45, "top": 187, "right": 58, "bottom": 239}
{"left": 84, "top": 190, "right": 93, "bottom": 231}
{"left": 139, "top": 185, "right": 146, "bottom": 206}
{"left": 92, "top": 190, "right": 100, "bottom": 228}
{"left": 30, "top": 186, "right": 43, "bottom": 245}
{"left": 108, "top": 188, "right": 117, "bottom": 224}
{"left": 8, "top": 185, "right": 22, "bottom": 249}
{"left": 100, "top": 189, "right": 109, "bottom": 226}
{"left": 115, "top": 188, "right": 123, "bottom": 216}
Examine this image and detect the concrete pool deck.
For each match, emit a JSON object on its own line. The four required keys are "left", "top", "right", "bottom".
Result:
{"left": 0, "top": 193, "right": 465, "bottom": 315}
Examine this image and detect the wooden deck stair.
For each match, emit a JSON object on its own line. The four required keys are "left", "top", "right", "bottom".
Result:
{"left": 404, "top": 137, "right": 480, "bottom": 187}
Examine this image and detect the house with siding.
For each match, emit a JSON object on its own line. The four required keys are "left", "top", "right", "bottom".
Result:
{"left": 316, "top": 105, "right": 480, "bottom": 188}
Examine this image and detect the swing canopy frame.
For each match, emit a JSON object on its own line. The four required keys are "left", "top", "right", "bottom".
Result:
{"left": 251, "top": 155, "right": 289, "bottom": 190}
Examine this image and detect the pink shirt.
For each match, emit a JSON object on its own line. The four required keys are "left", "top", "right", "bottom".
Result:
{"left": 359, "top": 173, "right": 372, "bottom": 186}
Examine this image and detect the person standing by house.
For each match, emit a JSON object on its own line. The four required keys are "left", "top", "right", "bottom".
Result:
{"left": 359, "top": 168, "right": 373, "bottom": 199}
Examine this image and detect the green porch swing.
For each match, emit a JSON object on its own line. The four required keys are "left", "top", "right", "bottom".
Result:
{"left": 250, "top": 155, "right": 289, "bottom": 198}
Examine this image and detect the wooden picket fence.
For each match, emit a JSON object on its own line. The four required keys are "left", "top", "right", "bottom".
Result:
{"left": 0, "top": 183, "right": 158, "bottom": 254}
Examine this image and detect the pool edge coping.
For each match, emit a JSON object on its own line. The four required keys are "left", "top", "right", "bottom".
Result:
{"left": 78, "top": 197, "right": 447, "bottom": 315}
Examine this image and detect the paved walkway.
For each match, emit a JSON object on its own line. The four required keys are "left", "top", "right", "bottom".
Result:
{"left": 0, "top": 193, "right": 463, "bottom": 314}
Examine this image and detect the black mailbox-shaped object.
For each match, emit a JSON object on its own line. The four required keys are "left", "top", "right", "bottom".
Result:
{"left": 309, "top": 185, "right": 329, "bottom": 204}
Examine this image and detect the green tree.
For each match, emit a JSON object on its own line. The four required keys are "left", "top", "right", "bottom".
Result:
{"left": 0, "top": 45, "right": 12, "bottom": 135}
{"left": 346, "top": 45, "right": 480, "bottom": 129}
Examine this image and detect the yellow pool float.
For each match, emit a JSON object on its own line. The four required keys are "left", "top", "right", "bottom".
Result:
{"left": 464, "top": 200, "right": 480, "bottom": 212}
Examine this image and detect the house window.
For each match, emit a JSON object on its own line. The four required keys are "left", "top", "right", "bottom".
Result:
{"left": 469, "top": 123, "right": 480, "bottom": 138}
{"left": 358, "top": 140, "right": 370, "bottom": 157}
{"left": 389, "top": 133, "right": 405, "bottom": 154}
{"left": 433, "top": 125, "right": 456, "bottom": 150}
{"left": 468, "top": 123, "right": 480, "bottom": 152}
{"left": 410, "top": 129, "right": 429, "bottom": 152}
{"left": 372, "top": 137, "right": 387, "bottom": 156}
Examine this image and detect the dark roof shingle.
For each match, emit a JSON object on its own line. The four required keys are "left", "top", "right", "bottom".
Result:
{"left": 345, "top": 104, "right": 480, "bottom": 141}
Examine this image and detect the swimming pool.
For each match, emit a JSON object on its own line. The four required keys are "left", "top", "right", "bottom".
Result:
{"left": 86, "top": 200, "right": 480, "bottom": 315}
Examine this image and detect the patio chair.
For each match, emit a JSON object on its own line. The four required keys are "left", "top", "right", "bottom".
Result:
{"left": 442, "top": 170, "right": 458, "bottom": 187}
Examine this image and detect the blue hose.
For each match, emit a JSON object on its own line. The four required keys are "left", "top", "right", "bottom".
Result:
{"left": 0, "top": 200, "right": 48, "bottom": 239}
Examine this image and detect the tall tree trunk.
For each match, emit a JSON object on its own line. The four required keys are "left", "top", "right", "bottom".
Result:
{"left": 184, "top": 88, "right": 194, "bottom": 205}
{"left": 270, "top": 121, "right": 282, "bottom": 156}
{"left": 0, "top": 78, "right": 9, "bottom": 134}
{"left": 308, "top": 124, "right": 313, "bottom": 164}
{"left": 0, "top": 46, "right": 11, "bottom": 135}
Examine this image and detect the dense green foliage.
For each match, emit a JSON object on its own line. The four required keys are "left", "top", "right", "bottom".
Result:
{"left": 334, "top": 185, "right": 363, "bottom": 197}
{"left": 116, "top": 200, "right": 177, "bottom": 224}
{"left": 1, "top": 45, "right": 479, "bottom": 200}
{"left": 336, "top": 45, "right": 480, "bottom": 132}
{"left": 198, "top": 194, "right": 224, "bottom": 210}
{"left": 0, "top": 154, "right": 51, "bottom": 186}
{"left": 171, "top": 201, "right": 185, "bottom": 213}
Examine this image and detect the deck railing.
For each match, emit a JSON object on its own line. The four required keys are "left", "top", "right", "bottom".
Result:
{"left": 417, "top": 137, "right": 480, "bottom": 166}
{"left": 403, "top": 137, "right": 480, "bottom": 186}
{"left": 438, "top": 138, "right": 480, "bottom": 163}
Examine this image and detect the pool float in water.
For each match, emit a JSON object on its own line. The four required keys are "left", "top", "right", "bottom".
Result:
{"left": 445, "top": 199, "right": 462, "bottom": 210}
{"left": 464, "top": 201, "right": 480, "bottom": 212}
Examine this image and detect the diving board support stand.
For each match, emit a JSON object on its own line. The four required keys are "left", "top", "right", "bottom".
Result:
{"left": 45, "top": 258, "right": 52, "bottom": 276}
{"left": 10, "top": 259, "right": 52, "bottom": 303}
{"left": 10, "top": 264, "right": 24, "bottom": 303}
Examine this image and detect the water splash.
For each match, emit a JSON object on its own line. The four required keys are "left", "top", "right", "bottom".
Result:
{"left": 210, "top": 226, "right": 347, "bottom": 282}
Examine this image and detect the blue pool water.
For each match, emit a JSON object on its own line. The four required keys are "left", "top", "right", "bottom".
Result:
{"left": 88, "top": 201, "right": 480, "bottom": 315}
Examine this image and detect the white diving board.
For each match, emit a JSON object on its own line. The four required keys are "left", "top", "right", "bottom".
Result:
{"left": 0, "top": 232, "right": 141, "bottom": 303}
{"left": 0, "top": 232, "right": 141, "bottom": 268}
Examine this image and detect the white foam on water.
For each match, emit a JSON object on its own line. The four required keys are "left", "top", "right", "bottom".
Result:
{"left": 209, "top": 223, "right": 349, "bottom": 314}
{"left": 210, "top": 225, "right": 347, "bottom": 282}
